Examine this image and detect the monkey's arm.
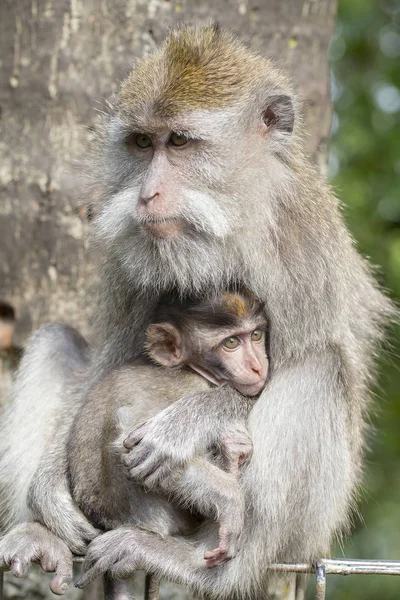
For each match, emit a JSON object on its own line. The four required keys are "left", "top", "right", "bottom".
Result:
{"left": 122, "top": 348, "right": 358, "bottom": 548}
{"left": 122, "top": 387, "right": 253, "bottom": 489}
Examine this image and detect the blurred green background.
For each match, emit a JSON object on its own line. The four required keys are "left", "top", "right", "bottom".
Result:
{"left": 327, "top": 0, "right": 400, "bottom": 598}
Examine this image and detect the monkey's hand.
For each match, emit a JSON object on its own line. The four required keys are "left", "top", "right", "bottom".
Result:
{"left": 0, "top": 522, "right": 73, "bottom": 595}
{"left": 75, "top": 527, "right": 147, "bottom": 588}
{"left": 122, "top": 388, "right": 245, "bottom": 490}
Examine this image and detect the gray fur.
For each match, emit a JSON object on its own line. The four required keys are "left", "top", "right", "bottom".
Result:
{"left": 0, "top": 25, "right": 394, "bottom": 600}
{"left": 68, "top": 363, "right": 252, "bottom": 559}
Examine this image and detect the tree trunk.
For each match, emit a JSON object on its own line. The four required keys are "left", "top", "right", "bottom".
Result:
{"left": 0, "top": 0, "right": 336, "bottom": 348}
{"left": 0, "top": 1, "right": 337, "bottom": 598}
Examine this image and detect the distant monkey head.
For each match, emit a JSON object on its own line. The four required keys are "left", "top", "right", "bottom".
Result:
{"left": 93, "top": 24, "right": 298, "bottom": 295}
{"left": 146, "top": 291, "right": 269, "bottom": 397}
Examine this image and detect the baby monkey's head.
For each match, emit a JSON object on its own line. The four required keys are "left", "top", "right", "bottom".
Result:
{"left": 146, "top": 291, "right": 268, "bottom": 396}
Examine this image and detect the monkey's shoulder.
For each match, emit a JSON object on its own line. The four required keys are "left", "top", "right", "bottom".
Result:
{"left": 84, "top": 361, "right": 210, "bottom": 423}
{"left": 108, "top": 361, "right": 210, "bottom": 402}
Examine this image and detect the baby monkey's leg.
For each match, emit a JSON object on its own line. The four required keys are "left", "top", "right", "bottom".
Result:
{"left": 203, "top": 426, "right": 253, "bottom": 566}
{"left": 166, "top": 443, "right": 250, "bottom": 567}
{"left": 167, "top": 458, "right": 244, "bottom": 566}
{"left": 220, "top": 425, "right": 254, "bottom": 475}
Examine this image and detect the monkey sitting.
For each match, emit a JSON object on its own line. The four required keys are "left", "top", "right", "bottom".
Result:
{"left": 69, "top": 290, "right": 268, "bottom": 576}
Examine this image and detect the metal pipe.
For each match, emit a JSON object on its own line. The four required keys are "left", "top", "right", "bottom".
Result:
{"left": 314, "top": 561, "right": 326, "bottom": 600}
{"left": 267, "top": 558, "right": 400, "bottom": 576}
{"left": 144, "top": 573, "right": 160, "bottom": 600}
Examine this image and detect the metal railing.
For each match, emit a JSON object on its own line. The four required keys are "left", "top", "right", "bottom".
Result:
{"left": 269, "top": 558, "right": 400, "bottom": 599}
{"left": 1, "top": 558, "right": 400, "bottom": 600}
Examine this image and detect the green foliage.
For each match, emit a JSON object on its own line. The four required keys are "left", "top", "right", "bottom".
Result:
{"left": 326, "top": 1, "right": 400, "bottom": 598}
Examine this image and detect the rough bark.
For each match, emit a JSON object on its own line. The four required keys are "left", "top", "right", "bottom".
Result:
{"left": 0, "top": 0, "right": 337, "bottom": 347}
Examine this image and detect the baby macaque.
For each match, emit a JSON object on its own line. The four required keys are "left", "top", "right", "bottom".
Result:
{"left": 68, "top": 290, "right": 268, "bottom": 580}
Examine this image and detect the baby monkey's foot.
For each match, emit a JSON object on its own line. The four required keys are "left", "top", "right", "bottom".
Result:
{"left": 204, "top": 546, "right": 229, "bottom": 568}
{"left": 204, "top": 524, "right": 242, "bottom": 568}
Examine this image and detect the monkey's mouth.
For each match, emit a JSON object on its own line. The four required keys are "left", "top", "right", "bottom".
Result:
{"left": 235, "top": 379, "right": 266, "bottom": 397}
{"left": 140, "top": 216, "right": 185, "bottom": 238}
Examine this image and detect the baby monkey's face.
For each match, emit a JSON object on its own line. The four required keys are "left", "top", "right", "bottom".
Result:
{"left": 214, "top": 324, "right": 268, "bottom": 396}
{"left": 146, "top": 291, "right": 269, "bottom": 397}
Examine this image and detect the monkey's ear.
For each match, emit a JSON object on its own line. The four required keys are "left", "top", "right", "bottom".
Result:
{"left": 146, "top": 323, "right": 184, "bottom": 367}
{"left": 262, "top": 94, "right": 295, "bottom": 135}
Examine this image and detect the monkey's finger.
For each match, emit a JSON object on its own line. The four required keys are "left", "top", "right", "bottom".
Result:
{"left": 75, "top": 560, "right": 108, "bottom": 588}
{"left": 204, "top": 548, "right": 221, "bottom": 560}
{"left": 108, "top": 556, "right": 138, "bottom": 580}
{"left": 123, "top": 425, "right": 147, "bottom": 449}
{"left": 128, "top": 455, "right": 160, "bottom": 481}
{"left": 46, "top": 553, "right": 73, "bottom": 595}
{"left": 121, "top": 445, "right": 150, "bottom": 470}
{"left": 205, "top": 556, "right": 226, "bottom": 568}
{"left": 143, "top": 464, "right": 173, "bottom": 489}
{"left": 75, "top": 571, "right": 95, "bottom": 588}
{"left": 75, "top": 553, "right": 115, "bottom": 588}
{"left": 204, "top": 550, "right": 230, "bottom": 568}
{"left": 10, "top": 557, "right": 29, "bottom": 577}
{"left": 69, "top": 521, "right": 101, "bottom": 553}
{"left": 40, "top": 556, "right": 57, "bottom": 573}
{"left": 50, "top": 572, "right": 73, "bottom": 595}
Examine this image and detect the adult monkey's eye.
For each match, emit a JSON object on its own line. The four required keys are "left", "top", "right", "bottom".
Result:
{"left": 169, "top": 132, "right": 189, "bottom": 147}
{"left": 135, "top": 133, "right": 152, "bottom": 149}
{"left": 251, "top": 330, "right": 264, "bottom": 342}
{"left": 222, "top": 336, "right": 240, "bottom": 350}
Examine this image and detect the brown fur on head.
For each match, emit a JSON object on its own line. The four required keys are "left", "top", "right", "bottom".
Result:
{"left": 117, "top": 24, "right": 293, "bottom": 126}
{"left": 119, "top": 25, "right": 257, "bottom": 118}
{"left": 151, "top": 290, "right": 265, "bottom": 332}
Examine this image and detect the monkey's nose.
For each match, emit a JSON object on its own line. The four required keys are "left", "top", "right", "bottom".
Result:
{"left": 140, "top": 192, "right": 159, "bottom": 205}
{"left": 252, "top": 368, "right": 260, "bottom": 375}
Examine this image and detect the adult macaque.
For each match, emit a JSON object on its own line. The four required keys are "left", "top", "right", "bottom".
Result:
{"left": 0, "top": 24, "right": 393, "bottom": 600}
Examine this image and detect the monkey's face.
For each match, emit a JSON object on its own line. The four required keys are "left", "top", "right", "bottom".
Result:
{"left": 195, "top": 319, "right": 269, "bottom": 396}
{"left": 91, "top": 26, "right": 297, "bottom": 292}
{"left": 96, "top": 109, "right": 250, "bottom": 242}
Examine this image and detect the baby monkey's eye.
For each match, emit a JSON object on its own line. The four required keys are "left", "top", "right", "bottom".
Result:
{"left": 222, "top": 336, "right": 240, "bottom": 350}
{"left": 135, "top": 133, "right": 152, "bottom": 149}
{"left": 169, "top": 132, "right": 189, "bottom": 147}
{"left": 251, "top": 330, "right": 264, "bottom": 342}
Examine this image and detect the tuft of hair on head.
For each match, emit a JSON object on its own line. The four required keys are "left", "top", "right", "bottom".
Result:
{"left": 221, "top": 292, "right": 250, "bottom": 320}
{"left": 151, "top": 289, "right": 266, "bottom": 332}
{"left": 117, "top": 23, "right": 294, "bottom": 124}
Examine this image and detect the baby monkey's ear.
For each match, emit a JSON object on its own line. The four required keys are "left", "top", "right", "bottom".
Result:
{"left": 146, "top": 323, "right": 184, "bottom": 367}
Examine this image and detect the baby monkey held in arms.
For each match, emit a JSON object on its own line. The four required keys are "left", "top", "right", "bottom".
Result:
{"left": 69, "top": 290, "right": 268, "bottom": 598}
{"left": 70, "top": 290, "right": 268, "bottom": 570}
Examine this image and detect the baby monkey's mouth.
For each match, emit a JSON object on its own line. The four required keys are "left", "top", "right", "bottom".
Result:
{"left": 235, "top": 379, "right": 267, "bottom": 397}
